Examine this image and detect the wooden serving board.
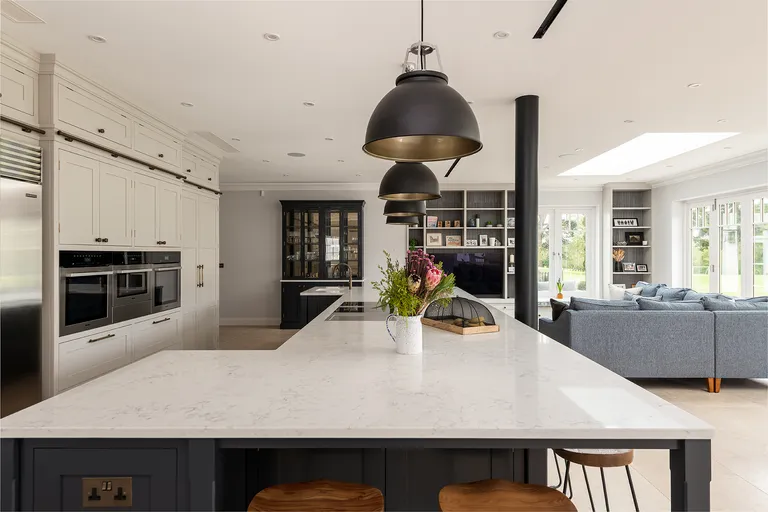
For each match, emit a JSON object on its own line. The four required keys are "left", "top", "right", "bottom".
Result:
{"left": 421, "top": 317, "right": 500, "bottom": 335}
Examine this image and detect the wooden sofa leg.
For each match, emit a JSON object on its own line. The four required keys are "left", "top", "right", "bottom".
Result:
{"left": 715, "top": 378, "right": 721, "bottom": 393}
{"left": 707, "top": 378, "right": 715, "bottom": 393}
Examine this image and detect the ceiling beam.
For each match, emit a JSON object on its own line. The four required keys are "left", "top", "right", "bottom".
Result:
{"left": 533, "top": 0, "right": 569, "bottom": 39}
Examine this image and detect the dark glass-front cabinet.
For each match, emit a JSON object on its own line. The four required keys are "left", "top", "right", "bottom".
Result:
{"left": 280, "top": 201, "right": 365, "bottom": 328}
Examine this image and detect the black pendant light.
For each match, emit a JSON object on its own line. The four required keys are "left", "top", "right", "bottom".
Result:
{"left": 378, "top": 162, "right": 440, "bottom": 201}
{"left": 386, "top": 215, "right": 420, "bottom": 227}
{"left": 383, "top": 200, "right": 426, "bottom": 217}
{"left": 363, "top": 0, "right": 481, "bottom": 162}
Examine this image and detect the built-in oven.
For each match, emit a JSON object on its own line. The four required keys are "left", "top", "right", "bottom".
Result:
{"left": 112, "top": 252, "right": 153, "bottom": 323}
{"left": 59, "top": 251, "right": 114, "bottom": 336}
{"left": 148, "top": 252, "right": 181, "bottom": 313}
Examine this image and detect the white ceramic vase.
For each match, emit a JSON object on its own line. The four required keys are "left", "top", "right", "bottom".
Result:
{"left": 386, "top": 314, "right": 423, "bottom": 355}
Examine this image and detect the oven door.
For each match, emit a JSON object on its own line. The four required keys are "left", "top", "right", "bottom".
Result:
{"left": 152, "top": 266, "right": 181, "bottom": 312}
{"left": 59, "top": 268, "right": 113, "bottom": 336}
{"left": 114, "top": 266, "right": 152, "bottom": 307}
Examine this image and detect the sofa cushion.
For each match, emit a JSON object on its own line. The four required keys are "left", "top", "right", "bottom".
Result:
{"left": 550, "top": 299, "right": 569, "bottom": 321}
{"left": 684, "top": 290, "right": 732, "bottom": 301}
{"left": 636, "top": 281, "right": 667, "bottom": 297}
{"left": 570, "top": 297, "right": 639, "bottom": 311}
{"left": 702, "top": 297, "right": 768, "bottom": 311}
{"left": 638, "top": 298, "right": 705, "bottom": 311}
{"left": 608, "top": 284, "right": 628, "bottom": 300}
{"left": 655, "top": 287, "right": 691, "bottom": 302}
{"left": 624, "top": 292, "right": 660, "bottom": 302}
{"left": 739, "top": 296, "right": 768, "bottom": 303}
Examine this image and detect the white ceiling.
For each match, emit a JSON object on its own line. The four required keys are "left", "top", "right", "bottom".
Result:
{"left": 3, "top": 0, "right": 767, "bottom": 187}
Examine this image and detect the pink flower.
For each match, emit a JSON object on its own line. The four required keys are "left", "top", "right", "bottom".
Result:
{"left": 425, "top": 268, "right": 442, "bottom": 290}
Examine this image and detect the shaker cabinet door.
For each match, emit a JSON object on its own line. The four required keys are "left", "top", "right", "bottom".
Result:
{"left": 157, "top": 180, "right": 181, "bottom": 248}
{"left": 58, "top": 150, "right": 100, "bottom": 245}
{"left": 98, "top": 163, "right": 133, "bottom": 246}
{"left": 133, "top": 173, "right": 159, "bottom": 247}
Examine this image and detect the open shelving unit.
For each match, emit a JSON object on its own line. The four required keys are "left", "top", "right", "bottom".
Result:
{"left": 406, "top": 189, "right": 516, "bottom": 300}
{"left": 610, "top": 189, "right": 652, "bottom": 288}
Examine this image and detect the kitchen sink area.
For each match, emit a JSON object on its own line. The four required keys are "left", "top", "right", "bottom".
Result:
{"left": 325, "top": 302, "right": 389, "bottom": 321}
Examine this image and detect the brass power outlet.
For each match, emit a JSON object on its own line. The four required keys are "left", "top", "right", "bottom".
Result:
{"left": 82, "top": 477, "right": 133, "bottom": 507}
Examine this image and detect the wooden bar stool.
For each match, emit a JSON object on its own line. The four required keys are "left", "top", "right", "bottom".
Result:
{"left": 555, "top": 448, "right": 638, "bottom": 512}
{"left": 439, "top": 479, "right": 577, "bottom": 511}
{"left": 247, "top": 479, "right": 384, "bottom": 512}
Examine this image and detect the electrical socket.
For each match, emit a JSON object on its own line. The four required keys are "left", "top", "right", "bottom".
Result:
{"left": 82, "top": 477, "right": 133, "bottom": 507}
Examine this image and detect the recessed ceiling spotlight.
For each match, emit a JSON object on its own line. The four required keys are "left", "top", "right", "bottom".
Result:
{"left": 558, "top": 153, "right": 574, "bottom": 158}
{"left": 493, "top": 31, "right": 510, "bottom": 39}
{"left": 263, "top": 33, "right": 280, "bottom": 42}
{"left": 180, "top": 102, "right": 194, "bottom": 107}
{"left": 324, "top": 137, "right": 334, "bottom": 141}
{"left": 262, "top": 159, "right": 270, "bottom": 163}
{"left": 467, "top": 101, "right": 474, "bottom": 105}
{"left": 543, "top": 166, "right": 550, "bottom": 169}
{"left": 717, "top": 119, "right": 727, "bottom": 124}
{"left": 302, "top": 101, "right": 315, "bottom": 107}
{"left": 283, "top": 173, "right": 290, "bottom": 177}
{"left": 723, "top": 146, "right": 732, "bottom": 150}
{"left": 87, "top": 35, "right": 107, "bottom": 43}
{"left": 356, "top": 173, "right": 362, "bottom": 177}
{"left": 666, "top": 165, "right": 674, "bottom": 168}
{"left": 231, "top": 137, "right": 241, "bottom": 142}
{"left": 338, "top": 159, "right": 345, "bottom": 163}
{"left": 687, "top": 83, "right": 702, "bottom": 88}
{"left": 623, "top": 120, "right": 634, "bottom": 124}
{"left": 574, "top": 148, "right": 583, "bottom": 152}
{"left": 287, "top": 152, "right": 305, "bottom": 157}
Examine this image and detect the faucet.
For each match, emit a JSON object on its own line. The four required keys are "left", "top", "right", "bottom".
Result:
{"left": 333, "top": 263, "right": 353, "bottom": 290}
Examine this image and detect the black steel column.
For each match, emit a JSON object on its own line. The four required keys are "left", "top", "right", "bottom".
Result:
{"left": 515, "top": 95, "right": 539, "bottom": 328}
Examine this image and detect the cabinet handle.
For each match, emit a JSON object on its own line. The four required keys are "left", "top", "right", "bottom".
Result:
{"left": 158, "top": 153, "right": 164, "bottom": 158}
{"left": 207, "top": 178, "right": 212, "bottom": 181}
{"left": 102, "top": 238, "right": 108, "bottom": 243}
{"left": 186, "top": 169, "right": 192, "bottom": 173}
{"left": 152, "top": 317, "right": 171, "bottom": 325}
{"left": 162, "top": 241, "right": 167, "bottom": 245}
{"left": 97, "top": 128, "right": 105, "bottom": 134}
{"left": 95, "top": 237, "right": 102, "bottom": 242}
{"left": 157, "top": 241, "right": 162, "bottom": 245}
{"left": 201, "top": 264, "right": 204, "bottom": 287}
{"left": 88, "top": 333, "right": 116, "bottom": 343}
{"left": 197, "top": 265, "right": 202, "bottom": 287}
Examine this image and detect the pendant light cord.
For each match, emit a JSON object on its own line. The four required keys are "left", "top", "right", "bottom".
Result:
{"left": 420, "top": 0, "right": 426, "bottom": 70}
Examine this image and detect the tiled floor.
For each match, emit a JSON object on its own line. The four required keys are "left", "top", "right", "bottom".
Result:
{"left": 3, "top": 326, "right": 766, "bottom": 510}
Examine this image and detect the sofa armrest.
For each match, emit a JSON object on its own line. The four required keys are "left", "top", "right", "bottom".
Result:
{"left": 539, "top": 314, "right": 571, "bottom": 347}
{"left": 714, "top": 311, "right": 768, "bottom": 378}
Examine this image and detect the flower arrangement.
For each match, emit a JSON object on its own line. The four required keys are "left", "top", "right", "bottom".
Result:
{"left": 556, "top": 278, "right": 564, "bottom": 294}
{"left": 372, "top": 250, "right": 456, "bottom": 317}
{"left": 612, "top": 248, "right": 626, "bottom": 262}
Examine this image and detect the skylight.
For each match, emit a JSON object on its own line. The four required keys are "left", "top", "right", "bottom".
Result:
{"left": 559, "top": 132, "right": 739, "bottom": 176}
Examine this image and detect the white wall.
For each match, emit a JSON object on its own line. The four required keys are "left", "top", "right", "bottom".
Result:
{"left": 219, "top": 186, "right": 605, "bottom": 324}
{"left": 219, "top": 189, "right": 402, "bottom": 324}
{"left": 652, "top": 160, "right": 768, "bottom": 285}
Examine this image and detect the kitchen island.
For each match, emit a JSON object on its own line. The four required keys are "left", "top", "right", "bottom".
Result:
{"left": 1, "top": 287, "right": 713, "bottom": 511}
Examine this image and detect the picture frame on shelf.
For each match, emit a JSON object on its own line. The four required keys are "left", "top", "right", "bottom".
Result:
{"left": 507, "top": 217, "right": 515, "bottom": 228}
{"left": 426, "top": 233, "right": 443, "bottom": 246}
{"left": 466, "top": 239, "right": 478, "bottom": 246}
{"left": 426, "top": 216, "right": 438, "bottom": 228}
{"left": 625, "top": 232, "right": 644, "bottom": 245}
{"left": 636, "top": 264, "right": 648, "bottom": 272}
{"left": 613, "top": 218, "right": 639, "bottom": 227}
{"left": 507, "top": 238, "right": 515, "bottom": 247}
{"left": 446, "top": 235, "right": 462, "bottom": 247}
{"left": 453, "top": 220, "right": 461, "bottom": 227}
{"left": 622, "top": 262, "right": 636, "bottom": 272}
{"left": 614, "top": 283, "right": 626, "bottom": 289}
{"left": 437, "top": 220, "right": 443, "bottom": 228}
{"left": 479, "top": 234, "right": 488, "bottom": 246}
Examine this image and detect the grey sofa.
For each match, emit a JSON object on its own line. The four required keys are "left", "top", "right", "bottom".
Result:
{"left": 539, "top": 309, "right": 767, "bottom": 392}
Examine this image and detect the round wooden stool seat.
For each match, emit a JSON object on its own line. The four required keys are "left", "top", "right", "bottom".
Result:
{"left": 555, "top": 448, "right": 634, "bottom": 468}
{"left": 247, "top": 479, "right": 384, "bottom": 512}
{"left": 439, "top": 479, "right": 576, "bottom": 511}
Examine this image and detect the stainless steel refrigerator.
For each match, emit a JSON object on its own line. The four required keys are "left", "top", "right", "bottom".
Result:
{"left": 0, "top": 136, "right": 42, "bottom": 413}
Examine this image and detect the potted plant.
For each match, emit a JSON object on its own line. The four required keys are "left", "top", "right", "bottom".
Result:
{"left": 556, "top": 278, "right": 564, "bottom": 299}
{"left": 372, "top": 250, "right": 455, "bottom": 354}
{"left": 612, "top": 248, "right": 626, "bottom": 273}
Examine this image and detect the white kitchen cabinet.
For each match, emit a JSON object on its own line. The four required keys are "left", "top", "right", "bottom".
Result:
{"left": 181, "top": 247, "right": 198, "bottom": 309}
{"left": 133, "top": 121, "right": 181, "bottom": 170}
{"left": 182, "top": 310, "right": 200, "bottom": 350}
{"left": 181, "top": 192, "right": 198, "bottom": 248}
{"left": 57, "top": 81, "right": 133, "bottom": 149}
{"left": 133, "top": 172, "right": 159, "bottom": 247}
{"left": 182, "top": 155, "right": 196, "bottom": 180}
{"left": 57, "top": 325, "right": 131, "bottom": 391}
{"left": 0, "top": 61, "right": 36, "bottom": 119}
{"left": 197, "top": 247, "right": 217, "bottom": 308}
{"left": 58, "top": 150, "right": 99, "bottom": 245}
{"left": 98, "top": 162, "right": 133, "bottom": 246}
{"left": 131, "top": 311, "right": 181, "bottom": 361}
{"left": 197, "top": 305, "right": 218, "bottom": 350}
{"left": 197, "top": 195, "right": 217, "bottom": 249}
{"left": 157, "top": 179, "right": 181, "bottom": 247}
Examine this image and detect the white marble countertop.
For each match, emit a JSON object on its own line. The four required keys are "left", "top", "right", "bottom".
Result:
{"left": 1, "top": 287, "right": 713, "bottom": 440}
{"left": 280, "top": 279, "right": 366, "bottom": 283}
{"left": 300, "top": 286, "right": 348, "bottom": 296}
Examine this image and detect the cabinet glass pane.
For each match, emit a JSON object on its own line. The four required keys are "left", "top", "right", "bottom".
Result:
{"left": 284, "top": 210, "right": 302, "bottom": 278}
{"left": 325, "top": 210, "right": 341, "bottom": 278}
{"left": 345, "top": 211, "right": 360, "bottom": 278}
{"left": 304, "top": 209, "right": 320, "bottom": 278}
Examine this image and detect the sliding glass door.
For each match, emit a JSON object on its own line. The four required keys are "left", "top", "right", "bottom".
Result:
{"left": 538, "top": 208, "right": 595, "bottom": 301}
{"left": 687, "top": 193, "right": 767, "bottom": 296}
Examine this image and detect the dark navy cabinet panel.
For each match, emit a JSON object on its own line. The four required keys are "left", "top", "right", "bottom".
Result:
{"left": 304, "top": 294, "right": 340, "bottom": 324}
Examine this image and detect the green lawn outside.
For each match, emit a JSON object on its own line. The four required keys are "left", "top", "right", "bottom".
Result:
{"left": 691, "top": 273, "right": 767, "bottom": 296}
